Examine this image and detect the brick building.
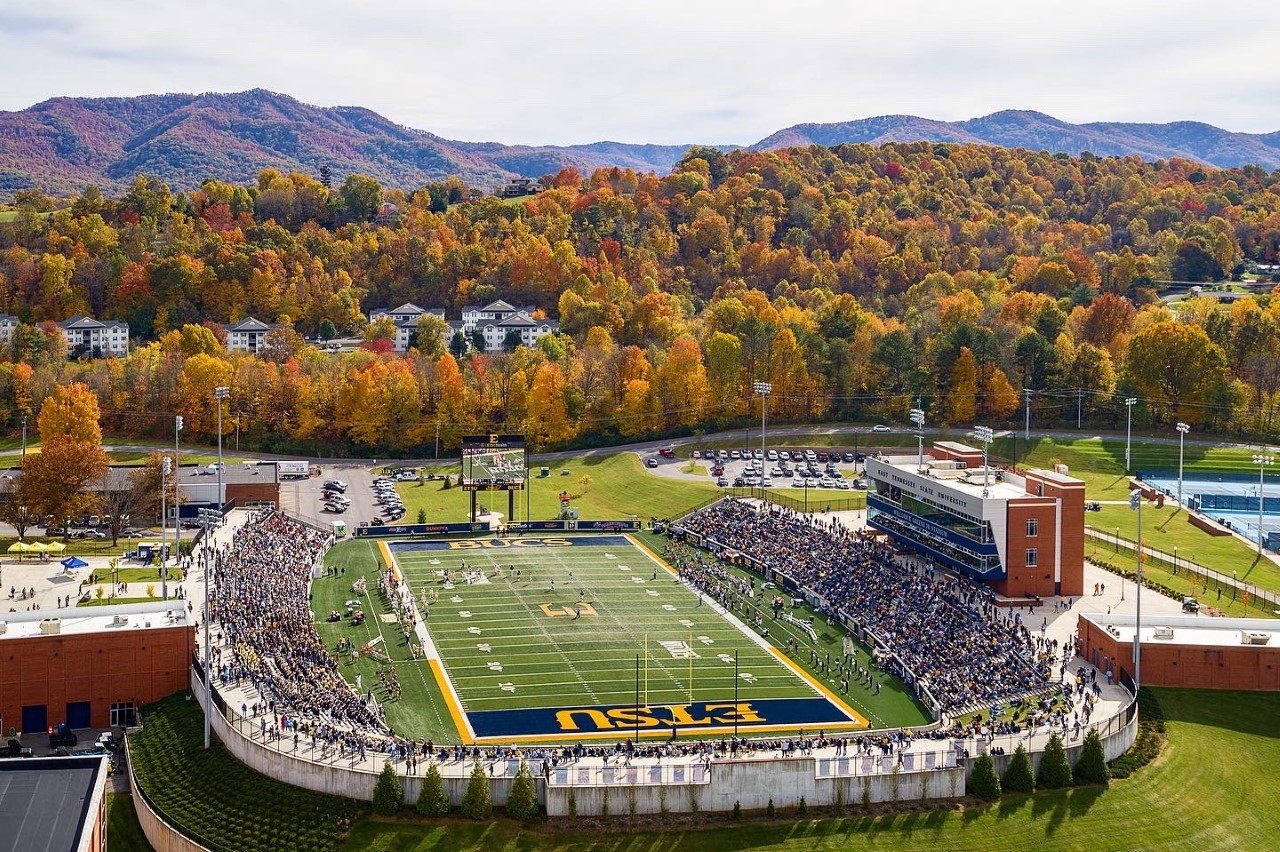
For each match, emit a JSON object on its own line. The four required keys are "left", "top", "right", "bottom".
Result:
{"left": 865, "top": 441, "right": 1085, "bottom": 598}
{"left": 0, "top": 601, "right": 194, "bottom": 734}
{"left": 1078, "top": 612, "right": 1280, "bottom": 691}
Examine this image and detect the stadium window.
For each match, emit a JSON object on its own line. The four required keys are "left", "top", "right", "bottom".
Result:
{"left": 1026, "top": 518, "right": 1038, "bottom": 537}
{"left": 1025, "top": 548, "right": 1038, "bottom": 567}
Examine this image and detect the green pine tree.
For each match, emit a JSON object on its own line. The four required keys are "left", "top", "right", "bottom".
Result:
{"left": 1036, "top": 733, "right": 1074, "bottom": 789}
{"left": 506, "top": 761, "right": 541, "bottom": 822}
{"left": 416, "top": 761, "right": 451, "bottom": 817}
{"left": 1001, "top": 744, "right": 1035, "bottom": 793}
{"left": 969, "top": 753, "right": 1002, "bottom": 800}
{"left": 1074, "top": 728, "right": 1110, "bottom": 786}
{"left": 461, "top": 760, "right": 493, "bottom": 819}
{"left": 371, "top": 762, "right": 403, "bottom": 815}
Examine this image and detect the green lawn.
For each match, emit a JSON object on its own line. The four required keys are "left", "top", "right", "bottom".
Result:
{"left": 1089, "top": 504, "right": 1280, "bottom": 590}
{"left": 396, "top": 453, "right": 720, "bottom": 524}
{"left": 115, "top": 685, "right": 1280, "bottom": 852}
{"left": 106, "top": 794, "right": 154, "bottom": 852}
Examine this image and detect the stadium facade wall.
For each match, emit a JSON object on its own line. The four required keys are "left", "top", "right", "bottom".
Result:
{"left": 188, "top": 667, "right": 1137, "bottom": 815}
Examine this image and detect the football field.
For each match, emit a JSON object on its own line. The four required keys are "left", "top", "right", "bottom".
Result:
{"left": 385, "top": 534, "right": 868, "bottom": 743}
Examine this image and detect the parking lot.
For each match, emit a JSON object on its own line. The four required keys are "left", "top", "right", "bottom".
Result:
{"left": 278, "top": 463, "right": 380, "bottom": 528}
{"left": 641, "top": 446, "right": 868, "bottom": 492}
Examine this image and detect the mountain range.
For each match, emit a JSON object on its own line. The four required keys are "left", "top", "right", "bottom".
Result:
{"left": 1, "top": 89, "right": 1278, "bottom": 198}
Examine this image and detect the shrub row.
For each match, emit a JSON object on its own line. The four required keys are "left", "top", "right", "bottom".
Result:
{"left": 129, "top": 694, "right": 367, "bottom": 851}
{"left": 1108, "top": 687, "right": 1166, "bottom": 778}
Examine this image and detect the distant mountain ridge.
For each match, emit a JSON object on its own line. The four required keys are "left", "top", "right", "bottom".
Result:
{"left": 1, "top": 91, "right": 1277, "bottom": 198}
{"left": 751, "top": 109, "right": 1280, "bottom": 170}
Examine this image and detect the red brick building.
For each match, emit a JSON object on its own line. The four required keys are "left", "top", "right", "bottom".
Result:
{"left": 0, "top": 602, "right": 194, "bottom": 734}
{"left": 1078, "top": 612, "right": 1280, "bottom": 691}
{"left": 866, "top": 441, "right": 1086, "bottom": 598}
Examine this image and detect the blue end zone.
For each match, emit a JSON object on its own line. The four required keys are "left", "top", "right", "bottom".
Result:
{"left": 466, "top": 697, "right": 858, "bottom": 738}
{"left": 392, "top": 535, "right": 634, "bottom": 553}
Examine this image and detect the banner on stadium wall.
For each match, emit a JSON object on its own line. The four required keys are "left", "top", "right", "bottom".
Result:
{"left": 354, "top": 519, "right": 641, "bottom": 538}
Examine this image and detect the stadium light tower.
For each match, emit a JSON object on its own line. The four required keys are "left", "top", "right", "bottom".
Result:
{"left": 1129, "top": 488, "right": 1144, "bottom": 690}
{"left": 753, "top": 381, "right": 771, "bottom": 498}
{"left": 973, "top": 426, "right": 994, "bottom": 490}
{"left": 215, "top": 387, "right": 230, "bottom": 513}
{"left": 1254, "top": 454, "right": 1274, "bottom": 554}
{"left": 173, "top": 415, "right": 184, "bottom": 574}
{"left": 1175, "top": 422, "right": 1190, "bottom": 509}
{"left": 909, "top": 407, "right": 925, "bottom": 471}
{"left": 1124, "top": 397, "right": 1138, "bottom": 473}
{"left": 160, "top": 455, "right": 170, "bottom": 590}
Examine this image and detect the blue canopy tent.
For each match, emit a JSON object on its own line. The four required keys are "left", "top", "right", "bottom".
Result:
{"left": 60, "top": 556, "right": 89, "bottom": 570}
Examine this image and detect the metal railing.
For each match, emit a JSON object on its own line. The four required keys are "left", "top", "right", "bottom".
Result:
{"left": 1085, "top": 526, "right": 1280, "bottom": 615}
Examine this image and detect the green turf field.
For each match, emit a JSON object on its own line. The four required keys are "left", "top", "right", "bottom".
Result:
{"left": 395, "top": 534, "right": 871, "bottom": 742}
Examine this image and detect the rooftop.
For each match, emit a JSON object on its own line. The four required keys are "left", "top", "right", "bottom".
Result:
{"left": 177, "top": 462, "right": 279, "bottom": 486}
{"left": 0, "top": 756, "right": 107, "bottom": 852}
{"left": 1081, "top": 612, "right": 1280, "bottom": 649}
{"left": 0, "top": 600, "right": 191, "bottom": 641}
{"left": 869, "top": 452, "right": 1028, "bottom": 500}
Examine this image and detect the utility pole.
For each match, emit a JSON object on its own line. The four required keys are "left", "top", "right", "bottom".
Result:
{"left": 434, "top": 421, "right": 441, "bottom": 459}
{"left": 1129, "top": 489, "right": 1144, "bottom": 691}
{"left": 753, "top": 381, "right": 771, "bottom": 500}
{"left": 21, "top": 414, "right": 27, "bottom": 462}
{"left": 1077, "top": 389, "right": 1083, "bottom": 430}
{"left": 160, "top": 455, "right": 170, "bottom": 591}
{"left": 215, "top": 387, "right": 230, "bottom": 513}
{"left": 1023, "top": 389, "right": 1032, "bottom": 441}
{"left": 1175, "top": 422, "right": 1189, "bottom": 509}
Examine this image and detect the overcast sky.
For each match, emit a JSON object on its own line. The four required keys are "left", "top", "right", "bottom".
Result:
{"left": 3, "top": 0, "right": 1278, "bottom": 145}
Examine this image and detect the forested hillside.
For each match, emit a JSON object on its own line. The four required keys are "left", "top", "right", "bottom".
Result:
{"left": 2, "top": 142, "right": 1280, "bottom": 454}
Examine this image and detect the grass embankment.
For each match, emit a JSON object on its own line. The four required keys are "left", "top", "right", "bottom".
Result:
{"left": 396, "top": 452, "right": 720, "bottom": 523}
{"left": 129, "top": 694, "right": 367, "bottom": 851}
{"left": 117, "top": 686, "right": 1280, "bottom": 851}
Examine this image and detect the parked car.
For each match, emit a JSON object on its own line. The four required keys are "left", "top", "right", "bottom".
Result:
{"left": 323, "top": 480, "right": 348, "bottom": 491}
{"left": 872, "top": 424, "right": 891, "bottom": 433}
{"left": 658, "top": 447, "right": 676, "bottom": 459}
{"left": 716, "top": 477, "right": 729, "bottom": 487}
{"left": 1182, "top": 596, "right": 1200, "bottom": 613}
{"left": 730, "top": 450, "right": 741, "bottom": 459}
{"left": 766, "top": 449, "right": 778, "bottom": 461}
{"left": 842, "top": 452, "right": 856, "bottom": 463}
{"left": 690, "top": 450, "right": 701, "bottom": 459}
{"left": 646, "top": 457, "right": 659, "bottom": 468}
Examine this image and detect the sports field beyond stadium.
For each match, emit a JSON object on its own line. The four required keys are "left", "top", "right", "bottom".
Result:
{"left": 384, "top": 534, "right": 869, "bottom": 743}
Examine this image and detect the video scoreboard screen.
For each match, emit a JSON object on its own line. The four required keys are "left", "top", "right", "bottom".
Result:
{"left": 461, "top": 434, "right": 527, "bottom": 491}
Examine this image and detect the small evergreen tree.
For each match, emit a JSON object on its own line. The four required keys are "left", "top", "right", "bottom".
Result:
{"left": 1074, "top": 728, "right": 1110, "bottom": 786}
{"left": 969, "top": 753, "right": 1001, "bottom": 800}
{"left": 416, "top": 761, "right": 451, "bottom": 816}
{"left": 733, "top": 800, "right": 743, "bottom": 820}
{"left": 766, "top": 797, "right": 776, "bottom": 818}
{"left": 461, "top": 760, "right": 492, "bottom": 819}
{"left": 568, "top": 786, "right": 579, "bottom": 821}
{"left": 1036, "top": 733, "right": 1073, "bottom": 789}
{"left": 506, "top": 761, "right": 540, "bottom": 821}
{"left": 1001, "top": 744, "right": 1035, "bottom": 793}
{"left": 797, "top": 795, "right": 808, "bottom": 817}
{"left": 372, "top": 762, "right": 403, "bottom": 815}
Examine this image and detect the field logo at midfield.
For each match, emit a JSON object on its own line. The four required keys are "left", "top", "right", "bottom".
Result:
{"left": 540, "top": 603, "right": 599, "bottom": 618}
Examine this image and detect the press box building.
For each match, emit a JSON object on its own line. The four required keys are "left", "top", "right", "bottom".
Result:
{"left": 865, "top": 441, "right": 1085, "bottom": 598}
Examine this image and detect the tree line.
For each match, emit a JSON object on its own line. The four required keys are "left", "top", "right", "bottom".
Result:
{"left": 2, "top": 142, "right": 1280, "bottom": 454}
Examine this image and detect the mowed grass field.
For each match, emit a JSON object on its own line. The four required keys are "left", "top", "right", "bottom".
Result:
{"left": 402, "top": 535, "right": 859, "bottom": 739}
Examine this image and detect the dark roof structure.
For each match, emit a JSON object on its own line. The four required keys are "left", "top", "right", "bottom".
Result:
{"left": 0, "top": 755, "right": 107, "bottom": 852}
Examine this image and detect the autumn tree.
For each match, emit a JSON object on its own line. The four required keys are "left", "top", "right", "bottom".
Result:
{"left": 37, "top": 382, "right": 103, "bottom": 446}
{"left": 1125, "top": 322, "right": 1230, "bottom": 423}
{"left": 0, "top": 474, "right": 37, "bottom": 539}
{"left": 414, "top": 313, "right": 451, "bottom": 359}
{"left": 944, "top": 347, "right": 979, "bottom": 424}
{"left": 21, "top": 437, "right": 110, "bottom": 537}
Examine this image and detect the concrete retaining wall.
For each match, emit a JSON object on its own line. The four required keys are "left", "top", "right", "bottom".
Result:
{"left": 127, "top": 750, "right": 210, "bottom": 852}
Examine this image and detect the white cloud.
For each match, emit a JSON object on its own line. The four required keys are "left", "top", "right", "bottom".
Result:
{"left": 1, "top": 0, "right": 1277, "bottom": 143}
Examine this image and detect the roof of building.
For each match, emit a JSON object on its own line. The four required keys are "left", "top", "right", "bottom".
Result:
{"left": 224, "top": 317, "right": 272, "bottom": 333}
{"left": 0, "top": 600, "right": 191, "bottom": 641}
{"left": 0, "top": 756, "right": 108, "bottom": 852}
{"left": 867, "top": 453, "right": 1028, "bottom": 500}
{"left": 482, "top": 299, "right": 518, "bottom": 313}
{"left": 177, "top": 462, "right": 279, "bottom": 486}
{"left": 56, "top": 315, "right": 128, "bottom": 331}
{"left": 1081, "top": 612, "right": 1280, "bottom": 649}
{"left": 933, "top": 440, "right": 983, "bottom": 455}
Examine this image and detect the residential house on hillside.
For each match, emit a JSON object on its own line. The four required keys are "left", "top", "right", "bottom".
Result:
{"left": 461, "top": 300, "right": 559, "bottom": 353}
{"left": 223, "top": 317, "right": 274, "bottom": 353}
{"left": 497, "top": 177, "right": 537, "bottom": 198}
{"left": 56, "top": 315, "right": 129, "bottom": 358}
{"left": 0, "top": 314, "right": 18, "bottom": 347}
{"left": 368, "top": 303, "right": 447, "bottom": 352}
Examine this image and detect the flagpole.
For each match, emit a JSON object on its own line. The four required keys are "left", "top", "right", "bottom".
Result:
{"left": 644, "top": 633, "right": 649, "bottom": 706}
{"left": 634, "top": 654, "right": 641, "bottom": 744}
{"left": 734, "top": 650, "right": 739, "bottom": 739}
{"left": 688, "top": 630, "right": 693, "bottom": 703}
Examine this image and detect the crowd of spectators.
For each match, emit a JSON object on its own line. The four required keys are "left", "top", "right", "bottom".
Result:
{"left": 210, "top": 512, "right": 385, "bottom": 736}
{"left": 676, "top": 499, "right": 1054, "bottom": 713}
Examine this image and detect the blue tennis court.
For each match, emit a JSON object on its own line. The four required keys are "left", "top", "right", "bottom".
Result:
{"left": 1140, "top": 471, "right": 1280, "bottom": 547}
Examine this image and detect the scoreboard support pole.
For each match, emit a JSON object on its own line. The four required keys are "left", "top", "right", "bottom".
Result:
{"left": 470, "top": 491, "right": 477, "bottom": 523}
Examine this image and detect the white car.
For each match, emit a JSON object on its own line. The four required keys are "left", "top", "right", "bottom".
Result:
{"left": 804, "top": 450, "right": 817, "bottom": 462}
{"left": 762, "top": 477, "right": 773, "bottom": 487}
{"left": 792, "top": 478, "right": 805, "bottom": 489}
{"left": 730, "top": 450, "right": 741, "bottom": 459}
{"left": 766, "top": 449, "right": 778, "bottom": 461}
{"left": 805, "top": 477, "right": 818, "bottom": 488}
{"left": 717, "top": 450, "right": 728, "bottom": 459}
{"left": 836, "top": 479, "right": 852, "bottom": 490}
{"left": 873, "top": 424, "right": 891, "bottom": 433}
{"left": 690, "top": 450, "right": 701, "bottom": 459}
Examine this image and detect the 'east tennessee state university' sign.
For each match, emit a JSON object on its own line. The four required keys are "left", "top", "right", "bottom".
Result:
{"left": 465, "top": 697, "right": 863, "bottom": 738}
